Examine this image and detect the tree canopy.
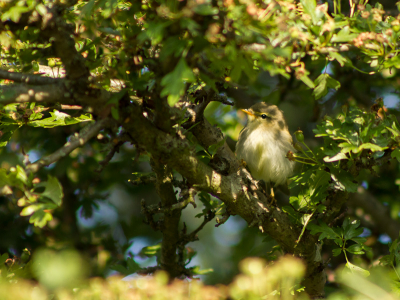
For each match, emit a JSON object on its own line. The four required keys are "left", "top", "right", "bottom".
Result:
{"left": 2, "top": 0, "right": 400, "bottom": 299}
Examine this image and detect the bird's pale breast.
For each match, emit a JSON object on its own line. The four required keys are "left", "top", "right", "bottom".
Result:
{"left": 236, "top": 124, "right": 295, "bottom": 186}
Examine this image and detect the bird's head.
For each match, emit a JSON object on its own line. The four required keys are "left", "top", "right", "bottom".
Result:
{"left": 241, "top": 102, "right": 287, "bottom": 132}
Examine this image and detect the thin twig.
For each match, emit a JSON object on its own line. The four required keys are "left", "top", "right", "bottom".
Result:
{"left": 128, "top": 174, "right": 156, "bottom": 186}
{"left": 146, "top": 196, "right": 196, "bottom": 215}
{"left": 26, "top": 118, "right": 111, "bottom": 173}
{"left": 95, "top": 140, "right": 126, "bottom": 173}
{"left": 141, "top": 199, "right": 161, "bottom": 231}
{"left": 0, "top": 69, "right": 63, "bottom": 85}
{"left": 215, "top": 212, "right": 231, "bottom": 227}
{"left": 182, "top": 210, "right": 215, "bottom": 243}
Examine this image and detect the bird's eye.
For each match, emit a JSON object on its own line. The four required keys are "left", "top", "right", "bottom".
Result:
{"left": 261, "top": 114, "right": 268, "bottom": 119}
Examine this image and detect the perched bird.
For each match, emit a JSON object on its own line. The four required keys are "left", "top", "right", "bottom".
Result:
{"left": 236, "top": 102, "right": 295, "bottom": 194}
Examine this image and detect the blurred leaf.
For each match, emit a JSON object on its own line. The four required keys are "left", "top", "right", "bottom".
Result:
{"left": 331, "top": 26, "right": 358, "bottom": 43}
{"left": 140, "top": 244, "right": 161, "bottom": 257}
{"left": 161, "top": 58, "right": 195, "bottom": 107}
{"left": 32, "top": 249, "right": 87, "bottom": 289}
{"left": 300, "top": 0, "right": 318, "bottom": 24}
{"left": 0, "top": 124, "right": 19, "bottom": 147}
{"left": 345, "top": 261, "right": 370, "bottom": 277}
{"left": 391, "top": 148, "right": 400, "bottom": 162}
{"left": 0, "top": 253, "right": 9, "bottom": 265}
{"left": 192, "top": 266, "right": 213, "bottom": 275}
{"left": 193, "top": 5, "right": 218, "bottom": 15}
{"left": 35, "top": 176, "right": 63, "bottom": 206}
{"left": 332, "top": 248, "right": 342, "bottom": 256}
{"left": 29, "top": 210, "right": 53, "bottom": 228}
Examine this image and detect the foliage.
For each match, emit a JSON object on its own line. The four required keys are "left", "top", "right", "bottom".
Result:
{"left": 2, "top": 0, "right": 400, "bottom": 298}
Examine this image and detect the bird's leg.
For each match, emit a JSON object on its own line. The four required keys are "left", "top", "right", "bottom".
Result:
{"left": 266, "top": 182, "right": 277, "bottom": 206}
{"left": 240, "top": 159, "right": 247, "bottom": 168}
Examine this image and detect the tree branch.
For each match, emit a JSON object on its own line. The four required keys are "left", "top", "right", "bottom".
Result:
{"left": 0, "top": 69, "right": 62, "bottom": 85}
{"left": 151, "top": 159, "right": 183, "bottom": 278}
{"left": 95, "top": 140, "right": 126, "bottom": 173}
{"left": 120, "top": 101, "right": 325, "bottom": 297}
{"left": 0, "top": 83, "right": 75, "bottom": 105}
{"left": 26, "top": 118, "right": 111, "bottom": 173}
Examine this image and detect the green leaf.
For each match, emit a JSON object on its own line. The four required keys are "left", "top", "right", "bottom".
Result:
{"left": 329, "top": 52, "right": 347, "bottom": 67}
{"left": 0, "top": 168, "right": 24, "bottom": 190}
{"left": 35, "top": 4, "right": 47, "bottom": 16}
{"left": 140, "top": 244, "right": 161, "bottom": 257}
{"left": 345, "top": 261, "right": 370, "bottom": 277}
{"left": 300, "top": 0, "right": 318, "bottom": 24}
{"left": 358, "top": 143, "right": 387, "bottom": 152}
{"left": 193, "top": 4, "right": 218, "bottom": 15}
{"left": 1, "top": 6, "right": 30, "bottom": 22}
{"left": 29, "top": 210, "right": 53, "bottom": 228}
{"left": 15, "top": 165, "right": 28, "bottom": 185}
{"left": 126, "top": 257, "right": 140, "bottom": 273}
{"left": 339, "top": 142, "right": 359, "bottom": 154}
{"left": 331, "top": 26, "right": 359, "bottom": 43}
{"left": 346, "top": 244, "right": 365, "bottom": 255}
{"left": 191, "top": 266, "right": 213, "bottom": 275}
{"left": 107, "top": 91, "right": 125, "bottom": 120}
{"left": 323, "top": 152, "right": 348, "bottom": 162}
{"left": 198, "top": 191, "right": 219, "bottom": 210}
{"left": 330, "top": 169, "right": 358, "bottom": 193}
{"left": 161, "top": 58, "right": 195, "bottom": 107}
{"left": 308, "top": 222, "right": 340, "bottom": 241}
{"left": 35, "top": 176, "right": 63, "bottom": 206}
{"left": 138, "top": 21, "right": 171, "bottom": 46}
{"left": 343, "top": 218, "right": 363, "bottom": 240}
{"left": 21, "top": 204, "right": 43, "bottom": 216}
{"left": 28, "top": 110, "right": 92, "bottom": 128}
{"left": 313, "top": 74, "right": 341, "bottom": 100}
{"left": 208, "top": 138, "right": 226, "bottom": 157}
{"left": 0, "top": 124, "right": 19, "bottom": 147}
{"left": 392, "top": 148, "right": 400, "bottom": 162}
{"left": 351, "top": 237, "right": 367, "bottom": 244}
{"left": 332, "top": 248, "right": 342, "bottom": 256}
{"left": 81, "top": 0, "right": 96, "bottom": 16}
{"left": 299, "top": 74, "right": 315, "bottom": 89}
{"left": 0, "top": 253, "right": 9, "bottom": 265}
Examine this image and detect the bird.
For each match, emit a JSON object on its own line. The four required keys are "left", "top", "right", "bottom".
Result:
{"left": 236, "top": 102, "right": 296, "bottom": 196}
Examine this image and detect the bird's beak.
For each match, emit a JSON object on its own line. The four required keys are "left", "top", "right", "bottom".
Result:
{"left": 241, "top": 109, "right": 255, "bottom": 116}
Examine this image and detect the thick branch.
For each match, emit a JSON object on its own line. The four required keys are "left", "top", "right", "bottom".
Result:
{"left": 26, "top": 118, "right": 111, "bottom": 173}
{"left": 151, "top": 159, "right": 182, "bottom": 278}
{"left": 120, "top": 102, "right": 325, "bottom": 297}
{"left": 0, "top": 84, "right": 75, "bottom": 105}
{"left": 182, "top": 100, "right": 239, "bottom": 175}
{"left": 0, "top": 69, "right": 62, "bottom": 85}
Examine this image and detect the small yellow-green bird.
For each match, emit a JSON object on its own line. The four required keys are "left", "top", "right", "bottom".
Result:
{"left": 236, "top": 102, "right": 295, "bottom": 192}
